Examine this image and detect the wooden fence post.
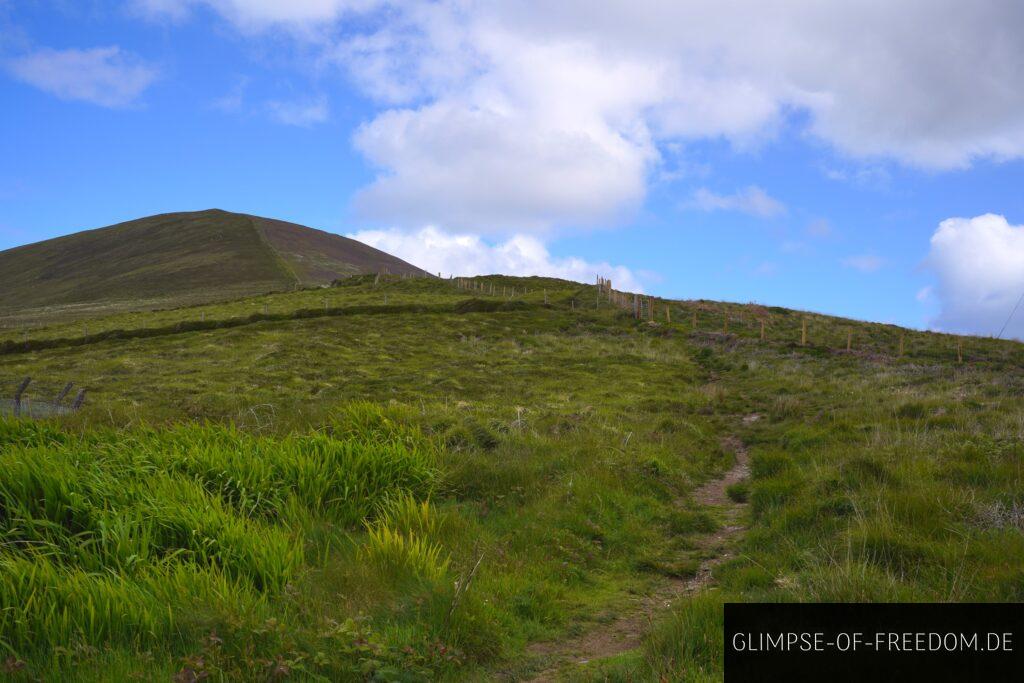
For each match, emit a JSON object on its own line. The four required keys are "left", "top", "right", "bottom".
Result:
{"left": 957, "top": 341, "right": 963, "bottom": 364}
{"left": 13, "top": 376, "right": 30, "bottom": 418}
{"left": 847, "top": 330, "right": 852, "bottom": 352}
{"left": 760, "top": 319, "right": 766, "bottom": 341}
{"left": 898, "top": 333, "right": 904, "bottom": 357}
{"left": 666, "top": 307, "right": 671, "bottom": 323}
{"left": 723, "top": 308, "right": 729, "bottom": 334}
{"left": 801, "top": 318, "right": 807, "bottom": 346}
{"left": 692, "top": 309, "right": 697, "bottom": 329}
{"left": 55, "top": 382, "right": 73, "bottom": 404}
{"left": 72, "top": 389, "right": 87, "bottom": 410}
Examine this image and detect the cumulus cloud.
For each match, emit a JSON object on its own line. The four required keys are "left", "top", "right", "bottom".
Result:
{"left": 925, "top": 214, "right": 1024, "bottom": 337}
{"left": 6, "top": 46, "right": 157, "bottom": 107}
{"left": 353, "top": 104, "right": 653, "bottom": 233}
{"left": 266, "top": 96, "right": 329, "bottom": 126}
{"left": 135, "top": 1, "right": 1024, "bottom": 232}
{"left": 686, "top": 186, "right": 786, "bottom": 218}
{"left": 349, "top": 30, "right": 660, "bottom": 233}
{"left": 348, "top": 226, "right": 645, "bottom": 291}
{"left": 842, "top": 254, "right": 884, "bottom": 272}
{"left": 339, "top": 1, "right": 1024, "bottom": 231}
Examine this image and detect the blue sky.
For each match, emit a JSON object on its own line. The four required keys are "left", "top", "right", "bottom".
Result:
{"left": 4, "top": 1, "right": 1024, "bottom": 336}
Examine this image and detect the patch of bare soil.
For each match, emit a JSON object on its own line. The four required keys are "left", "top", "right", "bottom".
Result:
{"left": 518, "top": 431, "right": 751, "bottom": 681}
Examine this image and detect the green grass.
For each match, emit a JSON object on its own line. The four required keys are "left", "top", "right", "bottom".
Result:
{"left": 571, "top": 592, "right": 725, "bottom": 682}
{"left": 1, "top": 274, "right": 1022, "bottom": 680}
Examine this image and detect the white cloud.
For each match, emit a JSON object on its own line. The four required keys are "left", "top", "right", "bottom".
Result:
{"left": 842, "top": 254, "right": 884, "bottom": 272}
{"left": 6, "top": 46, "right": 157, "bottom": 107}
{"left": 925, "top": 214, "right": 1024, "bottom": 337}
{"left": 266, "top": 96, "right": 329, "bottom": 126}
{"left": 335, "top": 2, "right": 1024, "bottom": 231}
{"left": 133, "top": 2, "right": 1024, "bottom": 232}
{"left": 686, "top": 186, "right": 786, "bottom": 218}
{"left": 916, "top": 286, "right": 933, "bottom": 302}
{"left": 353, "top": 100, "right": 654, "bottom": 233}
{"left": 348, "top": 225, "right": 645, "bottom": 291}
{"left": 348, "top": 29, "right": 661, "bottom": 233}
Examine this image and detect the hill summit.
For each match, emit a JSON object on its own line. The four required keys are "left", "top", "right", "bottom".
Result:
{"left": 0, "top": 209, "right": 429, "bottom": 320}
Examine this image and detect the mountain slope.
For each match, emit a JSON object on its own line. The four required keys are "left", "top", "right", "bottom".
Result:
{"left": 0, "top": 209, "right": 428, "bottom": 320}
{"left": 253, "top": 216, "right": 424, "bottom": 283}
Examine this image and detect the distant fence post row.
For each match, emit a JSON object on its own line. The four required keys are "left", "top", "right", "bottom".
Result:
{"left": 594, "top": 275, "right": 969, "bottom": 364}
{"left": 454, "top": 277, "right": 531, "bottom": 300}
{"left": 443, "top": 273, "right": 970, "bottom": 364}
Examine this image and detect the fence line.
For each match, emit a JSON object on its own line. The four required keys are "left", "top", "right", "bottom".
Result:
{"left": 0, "top": 272, "right": 988, "bottom": 367}
{"left": 590, "top": 274, "right": 973, "bottom": 364}
{"left": 2, "top": 376, "right": 87, "bottom": 419}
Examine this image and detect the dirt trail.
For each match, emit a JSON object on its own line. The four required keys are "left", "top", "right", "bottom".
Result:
{"left": 521, "top": 432, "right": 751, "bottom": 681}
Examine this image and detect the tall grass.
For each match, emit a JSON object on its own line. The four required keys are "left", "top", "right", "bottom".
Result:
{"left": 361, "top": 524, "right": 451, "bottom": 584}
{"left": 0, "top": 414, "right": 440, "bottom": 658}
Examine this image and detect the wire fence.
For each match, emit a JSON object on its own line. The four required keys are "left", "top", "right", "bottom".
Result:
{"left": 0, "top": 376, "right": 85, "bottom": 419}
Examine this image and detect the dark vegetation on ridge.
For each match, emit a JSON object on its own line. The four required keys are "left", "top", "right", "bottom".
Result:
{"left": 0, "top": 209, "right": 429, "bottom": 326}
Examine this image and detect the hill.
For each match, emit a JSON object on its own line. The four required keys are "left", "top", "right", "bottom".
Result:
{"left": 0, "top": 209, "right": 429, "bottom": 324}
{"left": 0, "top": 275, "right": 1021, "bottom": 680}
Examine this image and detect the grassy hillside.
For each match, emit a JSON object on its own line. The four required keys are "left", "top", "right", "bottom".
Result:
{"left": 0, "top": 275, "right": 1021, "bottom": 681}
{"left": 0, "top": 210, "right": 428, "bottom": 327}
